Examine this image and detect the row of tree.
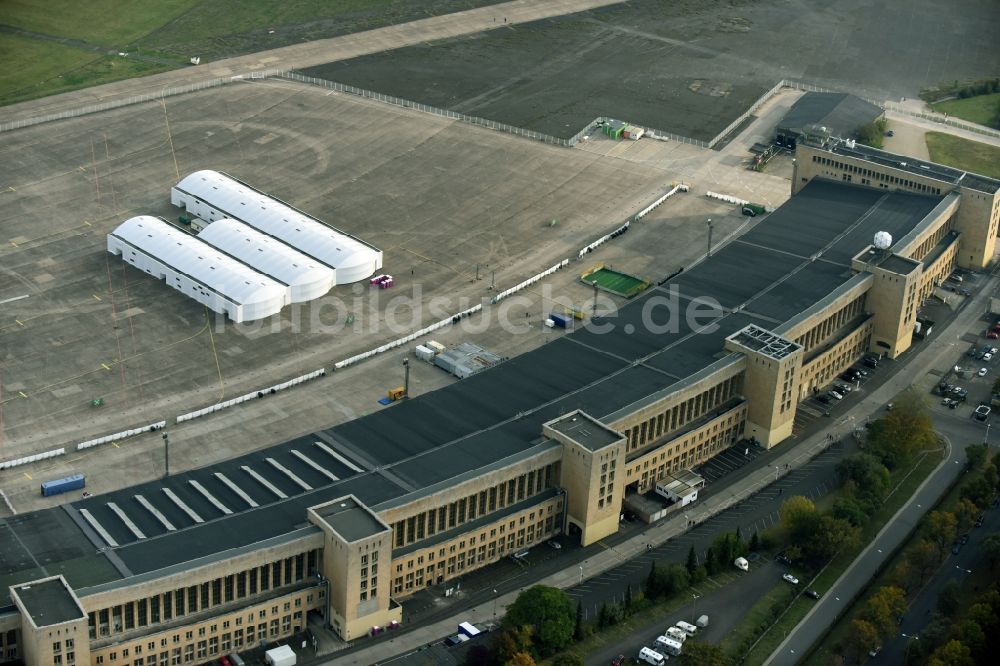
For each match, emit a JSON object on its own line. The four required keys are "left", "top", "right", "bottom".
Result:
{"left": 835, "top": 444, "right": 1000, "bottom": 663}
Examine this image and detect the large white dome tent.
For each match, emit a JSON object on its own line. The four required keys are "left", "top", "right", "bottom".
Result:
{"left": 107, "top": 216, "right": 287, "bottom": 323}
{"left": 171, "top": 170, "right": 382, "bottom": 285}
{"left": 197, "top": 218, "right": 336, "bottom": 303}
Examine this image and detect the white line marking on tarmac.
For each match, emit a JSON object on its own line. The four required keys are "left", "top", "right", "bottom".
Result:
{"left": 0, "top": 294, "right": 29, "bottom": 305}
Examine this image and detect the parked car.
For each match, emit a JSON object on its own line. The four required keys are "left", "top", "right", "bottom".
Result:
{"left": 979, "top": 368, "right": 989, "bottom": 377}
{"left": 837, "top": 384, "right": 853, "bottom": 393}
{"left": 805, "top": 589, "right": 821, "bottom": 600}
{"left": 547, "top": 540, "right": 562, "bottom": 550}
{"left": 829, "top": 390, "right": 844, "bottom": 400}
{"left": 988, "top": 353, "right": 996, "bottom": 362}
{"left": 976, "top": 514, "right": 985, "bottom": 527}
{"left": 816, "top": 394, "right": 832, "bottom": 405}
{"left": 942, "top": 398, "right": 956, "bottom": 407}
{"left": 853, "top": 367, "right": 868, "bottom": 377}
{"left": 611, "top": 655, "right": 626, "bottom": 666}
{"left": 776, "top": 551, "right": 793, "bottom": 565}
{"left": 782, "top": 573, "right": 799, "bottom": 585}
{"left": 987, "top": 331, "right": 998, "bottom": 339}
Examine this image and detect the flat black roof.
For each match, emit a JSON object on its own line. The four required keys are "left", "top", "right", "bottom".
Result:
{"left": 827, "top": 142, "right": 1000, "bottom": 194}
{"left": 877, "top": 253, "right": 921, "bottom": 275}
{"left": 312, "top": 497, "right": 388, "bottom": 542}
{"left": 0, "top": 180, "right": 942, "bottom": 603}
{"left": 11, "top": 577, "right": 85, "bottom": 627}
{"left": 778, "top": 92, "right": 883, "bottom": 138}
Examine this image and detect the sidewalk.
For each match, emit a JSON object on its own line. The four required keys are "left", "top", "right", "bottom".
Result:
{"left": 2, "top": 0, "right": 623, "bottom": 124}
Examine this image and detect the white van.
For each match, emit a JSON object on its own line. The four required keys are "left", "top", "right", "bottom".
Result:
{"left": 638, "top": 647, "right": 665, "bottom": 665}
{"left": 655, "top": 636, "right": 684, "bottom": 656}
{"left": 734, "top": 556, "right": 749, "bottom": 571}
{"left": 665, "top": 626, "right": 688, "bottom": 643}
{"left": 676, "top": 620, "right": 698, "bottom": 636}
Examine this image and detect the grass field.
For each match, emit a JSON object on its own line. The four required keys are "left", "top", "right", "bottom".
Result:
{"left": 0, "top": 0, "right": 502, "bottom": 106}
{"left": 930, "top": 93, "right": 1000, "bottom": 128}
{"left": 0, "top": 34, "right": 173, "bottom": 106}
{"left": 925, "top": 132, "right": 1000, "bottom": 180}
{"left": 581, "top": 267, "right": 650, "bottom": 298}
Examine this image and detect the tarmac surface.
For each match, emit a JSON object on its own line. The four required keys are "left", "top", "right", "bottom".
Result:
{"left": 303, "top": 0, "right": 1000, "bottom": 141}
{"left": 0, "top": 63, "right": 795, "bottom": 513}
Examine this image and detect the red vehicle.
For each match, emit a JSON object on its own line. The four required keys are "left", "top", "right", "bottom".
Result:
{"left": 219, "top": 657, "right": 231, "bottom": 666}
{"left": 611, "top": 656, "right": 625, "bottom": 666}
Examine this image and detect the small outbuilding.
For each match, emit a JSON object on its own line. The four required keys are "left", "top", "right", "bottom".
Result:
{"left": 775, "top": 92, "right": 884, "bottom": 150}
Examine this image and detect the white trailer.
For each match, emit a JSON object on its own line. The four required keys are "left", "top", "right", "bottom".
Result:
{"left": 264, "top": 645, "right": 296, "bottom": 666}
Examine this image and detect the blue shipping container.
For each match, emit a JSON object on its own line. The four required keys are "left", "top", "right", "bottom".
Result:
{"left": 549, "top": 313, "right": 571, "bottom": 329}
{"left": 40, "top": 473, "right": 86, "bottom": 497}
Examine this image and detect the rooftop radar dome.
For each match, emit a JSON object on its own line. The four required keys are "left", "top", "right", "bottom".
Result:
{"left": 873, "top": 231, "right": 892, "bottom": 250}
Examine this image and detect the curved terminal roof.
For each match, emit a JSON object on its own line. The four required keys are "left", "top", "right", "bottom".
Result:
{"left": 174, "top": 170, "right": 381, "bottom": 284}
{"left": 198, "top": 219, "right": 336, "bottom": 303}
{"left": 108, "top": 216, "right": 288, "bottom": 309}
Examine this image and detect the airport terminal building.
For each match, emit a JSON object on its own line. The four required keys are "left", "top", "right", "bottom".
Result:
{"left": 3, "top": 144, "right": 999, "bottom": 665}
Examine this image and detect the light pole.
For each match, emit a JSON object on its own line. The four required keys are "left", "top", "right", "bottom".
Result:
{"left": 492, "top": 588, "right": 498, "bottom": 626}
{"left": 984, "top": 422, "right": 991, "bottom": 446}
{"left": 955, "top": 565, "right": 972, "bottom": 574}
{"left": 162, "top": 432, "right": 170, "bottom": 478}
{"left": 578, "top": 565, "right": 584, "bottom": 584}
{"left": 706, "top": 219, "right": 714, "bottom": 257}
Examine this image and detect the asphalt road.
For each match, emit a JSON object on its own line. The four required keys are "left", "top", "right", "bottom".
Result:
{"left": 878, "top": 499, "right": 1000, "bottom": 664}
{"left": 767, "top": 268, "right": 1000, "bottom": 665}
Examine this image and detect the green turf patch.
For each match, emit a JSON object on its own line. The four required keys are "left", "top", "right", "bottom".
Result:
{"left": 925, "top": 132, "right": 1000, "bottom": 180}
{"left": 2, "top": 0, "right": 198, "bottom": 46}
{"left": 930, "top": 93, "right": 1000, "bottom": 128}
{"left": 0, "top": 34, "right": 175, "bottom": 106}
{"left": 581, "top": 266, "right": 650, "bottom": 299}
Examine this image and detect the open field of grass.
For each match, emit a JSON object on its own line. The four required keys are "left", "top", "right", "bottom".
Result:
{"left": 926, "top": 132, "right": 1000, "bottom": 180}
{"left": 0, "top": 34, "right": 173, "bottom": 106}
{"left": 931, "top": 93, "right": 1000, "bottom": 128}
{"left": 0, "top": 0, "right": 502, "bottom": 106}
{"left": 2, "top": 0, "right": 197, "bottom": 45}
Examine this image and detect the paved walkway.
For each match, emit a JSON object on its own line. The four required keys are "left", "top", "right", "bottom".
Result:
{"left": 2, "top": 0, "right": 624, "bottom": 124}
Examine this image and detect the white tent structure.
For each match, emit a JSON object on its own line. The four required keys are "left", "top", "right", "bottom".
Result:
{"left": 198, "top": 218, "right": 336, "bottom": 303}
{"left": 107, "top": 216, "right": 287, "bottom": 323}
{"left": 171, "top": 170, "right": 382, "bottom": 284}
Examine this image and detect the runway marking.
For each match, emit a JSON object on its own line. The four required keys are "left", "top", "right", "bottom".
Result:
{"left": 93, "top": 294, "right": 102, "bottom": 301}
{"left": 101, "top": 363, "right": 111, "bottom": 371}
{"left": 22, "top": 472, "right": 31, "bottom": 479}
{"left": 18, "top": 391, "right": 27, "bottom": 398}
{"left": 0, "top": 295, "right": 29, "bottom": 305}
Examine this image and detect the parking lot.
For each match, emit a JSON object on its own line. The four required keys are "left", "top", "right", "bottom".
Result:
{"left": 697, "top": 442, "right": 766, "bottom": 483}
{"left": 793, "top": 362, "right": 881, "bottom": 437}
